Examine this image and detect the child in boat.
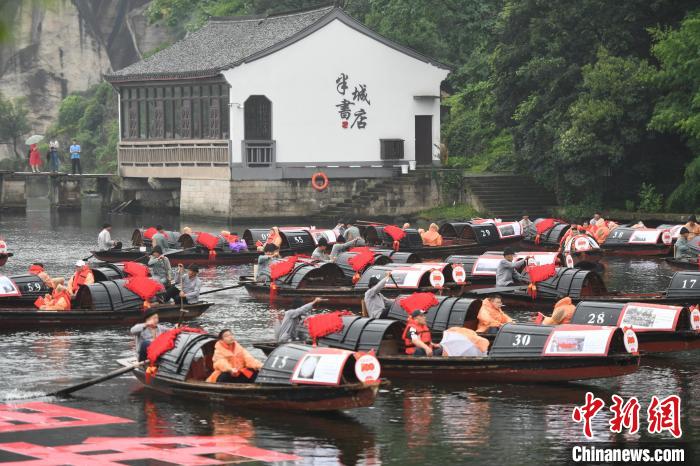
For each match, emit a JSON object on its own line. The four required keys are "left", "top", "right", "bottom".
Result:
{"left": 536, "top": 297, "right": 576, "bottom": 325}
{"left": 206, "top": 329, "right": 263, "bottom": 383}
{"left": 418, "top": 223, "right": 443, "bottom": 246}
{"left": 364, "top": 271, "right": 395, "bottom": 319}
{"left": 476, "top": 295, "right": 513, "bottom": 333}
{"left": 256, "top": 243, "right": 280, "bottom": 283}
{"left": 403, "top": 310, "right": 443, "bottom": 356}
{"left": 38, "top": 284, "right": 72, "bottom": 311}
{"left": 276, "top": 297, "right": 325, "bottom": 343}
{"left": 130, "top": 310, "right": 168, "bottom": 361}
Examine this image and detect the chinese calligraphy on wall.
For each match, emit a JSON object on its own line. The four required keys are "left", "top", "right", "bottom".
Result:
{"left": 335, "top": 73, "right": 370, "bottom": 129}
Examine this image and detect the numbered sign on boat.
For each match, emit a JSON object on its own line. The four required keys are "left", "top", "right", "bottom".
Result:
{"left": 572, "top": 301, "right": 684, "bottom": 332}
{"left": 665, "top": 272, "right": 700, "bottom": 299}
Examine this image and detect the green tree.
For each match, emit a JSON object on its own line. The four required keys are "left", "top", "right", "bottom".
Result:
{"left": 649, "top": 10, "right": 700, "bottom": 211}
{"left": 0, "top": 93, "right": 30, "bottom": 159}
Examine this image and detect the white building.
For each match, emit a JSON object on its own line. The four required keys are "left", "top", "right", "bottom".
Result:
{"left": 106, "top": 6, "right": 450, "bottom": 181}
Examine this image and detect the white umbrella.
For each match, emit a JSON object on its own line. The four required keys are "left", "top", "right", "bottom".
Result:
{"left": 25, "top": 135, "right": 44, "bottom": 145}
{"left": 439, "top": 331, "right": 485, "bottom": 357}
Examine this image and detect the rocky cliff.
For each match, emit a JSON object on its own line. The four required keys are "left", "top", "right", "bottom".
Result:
{"left": 0, "top": 0, "right": 173, "bottom": 157}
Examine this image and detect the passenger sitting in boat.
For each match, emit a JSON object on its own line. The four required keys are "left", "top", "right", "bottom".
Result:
{"left": 402, "top": 222, "right": 411, "bottom": 229}
{"left": 442, "top": 327, "right": 489, "bottom": 356}
{"left": 257, "top": 227, "right": 283, "bottom": 252}
{"left": 418, "top": 223, "right": 443, "bottom": 246}
{"left": 311, "top": 238, "right": 330, "bottom": 261}
{"left": 97, "top": 223, "right": 119, "bottom": 251}
{"left": 594, "top": 220, "right": 610, "bottom": 244}
{"left": 152, "top": 225, "right": 169, "bottom": 252}
{"left": 276, "top": 297, "right": 325, "bottom": 343}
{"left": 256, "top": 243, "right": 280, "bottom": 283}
{"left": 206, "top": 329, "right": 263, "bottom": 383}
{"left": 343, "top": 221, "right": 365, "bottom": 246}
{"left": 590, "top": 213, "right": 602, "bottom": 227}
{"left": 148, "top": 246, "right": 172, "bottom": 286}
{"left": 130, "top": 310, "right": 168, "bottom": 361}
{"left": 28, "top": 263, "right": 62, "bottom": 289}
{"left": 403, "top": 310, "right": 443, "bottom": 356}
{"left": 67, "top": 260, "right": 94, "bottom": 297}
{"left": 631, "top": 220, "right": 646, "bottom": 229}
{"left": 182, "top": 226, "right": 193, "bottom": 235}
{"left": 38, "top": 284, "right": 72, "bottom": 311}
{"left": 476, "top": 295, "right": 513, "bottom": 333}
{"left": 496, "top": 247, "right": 526, "bottom": 287}
{"left": 684, "top": 215, "right": 700, "bottom": 239}
{"left": 364, "top": 271, "right": 395, "bottom": 319}
{"left": 675, "top": 228, "right": 694, "bottom": 259}
{"left": 538, "top": 297, "right": 576, "bottom": 325}
{"left": 329, "top": 235, "right": 363, "bottom": 261}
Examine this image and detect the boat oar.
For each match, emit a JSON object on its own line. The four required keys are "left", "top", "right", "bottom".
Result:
{"left": 46, "top": 360, "right": 147, "bottom": 397}
{"left": 82, "top": 253, "right": 94, "bottom": 261}
{"left": 199, "top": 283, "right": 247, "bottom": 296}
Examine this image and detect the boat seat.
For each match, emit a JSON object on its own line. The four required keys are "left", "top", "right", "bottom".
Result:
{"left": 377, "top": 339, "right": 401, "bottom": 356}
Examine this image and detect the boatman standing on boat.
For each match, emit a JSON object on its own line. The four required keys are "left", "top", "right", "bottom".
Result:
{"left": 67, "top": 260, "right": 94, "bottom": 297}
{"left": 148, "top": 246, "right": 172, "bottom": 286}
{"left": 162, "top": 264, "right": 201, "bottom": 304}
{"left": 130, "top": 310, "right": 168, "bottom": 361}
{"left": 496, "top": 247, "right": 527, "bottom": 287}
{"left": 276, "top": 297, "right": 325, "bottom": 343}
{"left": 403, "top": 309, "right": 442, "bottom": 356}
{"left": 675, "top": 227, "right": 694, "bottom": 259}
{"left": 519, "top": 213, "right": 536, "bottom": 240}
{"left": 364, "top": 271, "right": 395, "bottom": 318}
{"left": 97, "top": 223, "right": 118, "bottom": 251}
{"left": 152, "top": 225, "right": 169, "bottom": 252}
{"left": 256, "top": 243, "right": 280, "bottom": 283}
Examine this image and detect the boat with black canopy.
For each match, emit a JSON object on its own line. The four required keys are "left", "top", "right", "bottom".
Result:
{"left": 92, "top": 228, "right": 316, "bottom": 265}
{"left": 600, "top": 227, "right": 673, "bottom": 256}
{"left": 0, "top": 278, "right": 210, "bottom": 329}
{"left": 254, "top": 313, "right": 639, "bottom": 383}
{"left": 128, "top": 330, "right": 381, "bottom": 411}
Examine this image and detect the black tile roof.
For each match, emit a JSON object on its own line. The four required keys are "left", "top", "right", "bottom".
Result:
{"left": 106, "top": 6, "right": 451, "bottom": 83}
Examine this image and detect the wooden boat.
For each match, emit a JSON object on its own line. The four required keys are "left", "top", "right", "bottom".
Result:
{"left": 255, "top": 315, "right": 639, "bottom": 383}
{"left": 599, "top": 227, "right": 672, "bottom": 256}
{"left": 0, "top": 262, "right": 126, "bottom": 308}
{"left": 568, "top": 301, "right": 700, "bottom": 354}
{"left": 334, "top": 249, "right": 419, "bottom": 281}
{"left": 242, "top": 261, "right": 459, "bottom": 307}
{"left": 465, "top": 269, "right": 700, "bottom": 310}
{"left": 362, "top": 223, "right": 521, "bottom": 259}
{"left": 664, "top": 237, "right": 699, "bottom": 269}
{"left": 93, "top": 228, "right": 317, "bottom": 266}
{"left": 519, "top": 218, "right": 571, "bottom": 250}
{"left": 131, "top": 332, "right": 380, "bottom": 411}
{"left": 0, "top": 278, "right": 210, "bottom": 329}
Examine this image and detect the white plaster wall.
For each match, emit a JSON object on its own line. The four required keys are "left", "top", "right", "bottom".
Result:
{"left": 223, "top": 19, "right": 449, "bottom": 165}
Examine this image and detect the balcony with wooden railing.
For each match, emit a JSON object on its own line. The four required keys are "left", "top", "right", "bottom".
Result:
{"left": 118, "top": 140, "right": 231, "bottom": 180}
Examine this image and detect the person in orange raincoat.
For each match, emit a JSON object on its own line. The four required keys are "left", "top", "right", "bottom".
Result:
{"left": 418, "top": 223, "right": 443, "bottom": 246}
{"left": 206, "top": 329, "right": 263, "bottom": 383}
{"left": 476, "top": 295, "right": 513, "bottom": 333}
{"left": 540, "top": 297, "right": 576, "bottom": 325}
{"left": 38, "top": 284, "right": 72, "bottom": 311}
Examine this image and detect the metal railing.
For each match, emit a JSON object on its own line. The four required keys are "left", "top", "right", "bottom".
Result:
{"left": 119, "top": 140, "right": 230, "bottom": 166}
{"left": 243, "top": 140, "right": 275, "bottom": 167}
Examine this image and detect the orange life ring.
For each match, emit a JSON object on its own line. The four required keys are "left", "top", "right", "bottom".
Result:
{"left": 311, "top": 172, "right": 329, "bottom": 191}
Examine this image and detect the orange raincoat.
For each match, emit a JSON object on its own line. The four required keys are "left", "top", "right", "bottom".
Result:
{"left": 541, "top": 297, "right": 576, "bottom": 325}
{"left": 476, "top": 299, "right": 513, "bottom": 333}
{"left": 205, "top": 340, "right": 263, "bottom": 383}
{"left": 420, "top": 224, "right": 443, "bottom": 246}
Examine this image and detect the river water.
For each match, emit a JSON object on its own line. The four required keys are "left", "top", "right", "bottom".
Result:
{"left": 0, "top": 207, "right": 696, "bottom": 465}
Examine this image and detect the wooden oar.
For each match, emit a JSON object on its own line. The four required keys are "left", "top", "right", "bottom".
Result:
{"left": 46, "top": 360, "right": 147, "bottom": 397}
{"left": 81, "top": 253, "right": 94, "bottom": 261}
{"left": 199, "top": 283, "right": 246, "bottom": 296}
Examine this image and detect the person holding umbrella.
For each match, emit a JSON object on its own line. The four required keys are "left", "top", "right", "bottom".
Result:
{"left": 25, "top": 134, "right": 44, "bottom": 173}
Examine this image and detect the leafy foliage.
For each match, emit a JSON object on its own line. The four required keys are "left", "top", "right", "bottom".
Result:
{"left": 637, "top": 183, "right": 664, "bottom": 213}
{"left": 0, "top": 92, "right": 30, "bottom": 161}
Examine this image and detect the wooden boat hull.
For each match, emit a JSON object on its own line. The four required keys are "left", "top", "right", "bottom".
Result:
{"left": 376, "top": 354, "right": 639, "bottom": 382}
{"left": 93, "top": 246, "right": 311, "bottom": 266}
{"left": 636, "top": 331, "right": 700, "bottom": 354}
{"left": 0, "top": 302, "right": 210, "bottom": 330}
{"left": 133, "top": 370, "right": 380, "bottom": 411}
{"left": 665, "top": 257, "right": 699, "bottom": 270}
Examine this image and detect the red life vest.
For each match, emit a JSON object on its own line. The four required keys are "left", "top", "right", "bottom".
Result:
{"left": 71, "top": 267, "right": 92, "bottom": 294}
{"left": 52, "top": 289, "right": 72, "bottom": 310}
{"left": 402, "top": 318, "right": 433, "bottom": 355}
{"left": 28, "top": 264, "right": 44, "bottom": 275}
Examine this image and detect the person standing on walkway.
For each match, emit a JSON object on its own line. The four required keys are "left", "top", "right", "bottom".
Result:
{"left": 47, "top": 141, "right": 60, "bottom": 173}
{"left": 69, "top": 139, "right": 82, "bottom": 175}
{"left": 28, "top": 144, "right": 42, "bottom": 173}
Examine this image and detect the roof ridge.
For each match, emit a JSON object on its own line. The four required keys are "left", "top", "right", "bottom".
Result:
{"left": 209, "top": 4, "right": 335, "bottom": 23}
